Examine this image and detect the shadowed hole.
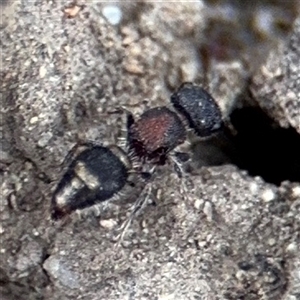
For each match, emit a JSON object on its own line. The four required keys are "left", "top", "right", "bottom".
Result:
{"left": 193, "top": 106, "right": 300, "bottom": 185}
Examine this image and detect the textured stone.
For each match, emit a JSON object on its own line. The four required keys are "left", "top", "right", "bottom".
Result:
{"left": 43, "top": 257, "right": 80, "bottom": 290}
{"left": 1, "top": 1, "right": 299, "bottom": 300}
{"left": 251, "top": 17, "right": 300, "bottom": 134}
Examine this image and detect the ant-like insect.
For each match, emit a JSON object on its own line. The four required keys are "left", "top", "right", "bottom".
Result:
{"left": 51, "top": 82, "right": 223, "bottom": 243}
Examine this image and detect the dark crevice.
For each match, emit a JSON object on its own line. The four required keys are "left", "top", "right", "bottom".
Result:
{"left": 230, "top": 107, "right": 300, "bottom": 185}
{"left": 193, "top": 106, "right": 300, "bottom": 185}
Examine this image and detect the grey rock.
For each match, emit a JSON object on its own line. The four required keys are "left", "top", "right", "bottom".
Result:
{"left": 251, "top": 17, "right": 300, "bottom": 134}
{"left": 43, "top": 256, "right": 80, "bottom": 290}
{"left": 1, "top": 1, "right": 299, "bottom": 300}
{"left": 208, "top": 61, "right": 248, "bottom": 117}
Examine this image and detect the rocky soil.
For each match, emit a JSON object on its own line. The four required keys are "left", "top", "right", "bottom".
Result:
{"left": 1, "top": 1, "right": 299, "bottom": 299}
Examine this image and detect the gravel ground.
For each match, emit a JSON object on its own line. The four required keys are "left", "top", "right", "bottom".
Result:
{"left": 1, "top": 1, "right": 299, "bottom": 299}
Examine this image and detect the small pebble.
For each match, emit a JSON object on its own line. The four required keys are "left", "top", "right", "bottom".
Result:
{"left": 286, "top": 242, "right": 298, "bottom": 254}
{"left": 291, "top": 186, "right": 300, "bottom": 199}
{"left": 235, "top": 270, "right": 246, "bottom": 281}
{"left": 194, "top": 198, "right": 203, "bottom": 210}
{"left": 249, "top": 182, "right": 258, "bottom": 194}
{"left": 268, "top": 238, "right": 276, "bottom": 246}
{"left": 38, "top": 132, "right": 53, "bottom": 147}
{"left": 253, "top": 8, "right": 274, "bottom": 36}
{"left": 124, "top": 62, "right": 144, "bottom": 74}
{"left": 203, "top": 201, "right": 213, "bottom": 222}
{"left": 99, "top": 219, "right": 117, "bottom": 229}
{"left": 198, "top": 241, "right": 206, "bottom": 248}
{"left": 102, "top": 5, "right": 122, "bottom": 25}
{"left": 39, "top": 65, "right": 47, "bottom": 78}
{"left": 30, "top": 116, "right": 39, "bottom": 124}
{"left": 261, "top": 188, "right": 276, "bottom": 202}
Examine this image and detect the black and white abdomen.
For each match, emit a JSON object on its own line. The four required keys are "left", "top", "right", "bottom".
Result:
{"left": 51, "top": 145, "right": 131, "bottom": 220}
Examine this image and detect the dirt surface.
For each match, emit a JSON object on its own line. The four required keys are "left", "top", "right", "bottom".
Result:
{"left": 1, "top": 1, "right": 299, "bottom": 299}
{"left": 251, "top": 18, "right": 300, "bottom": 134}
